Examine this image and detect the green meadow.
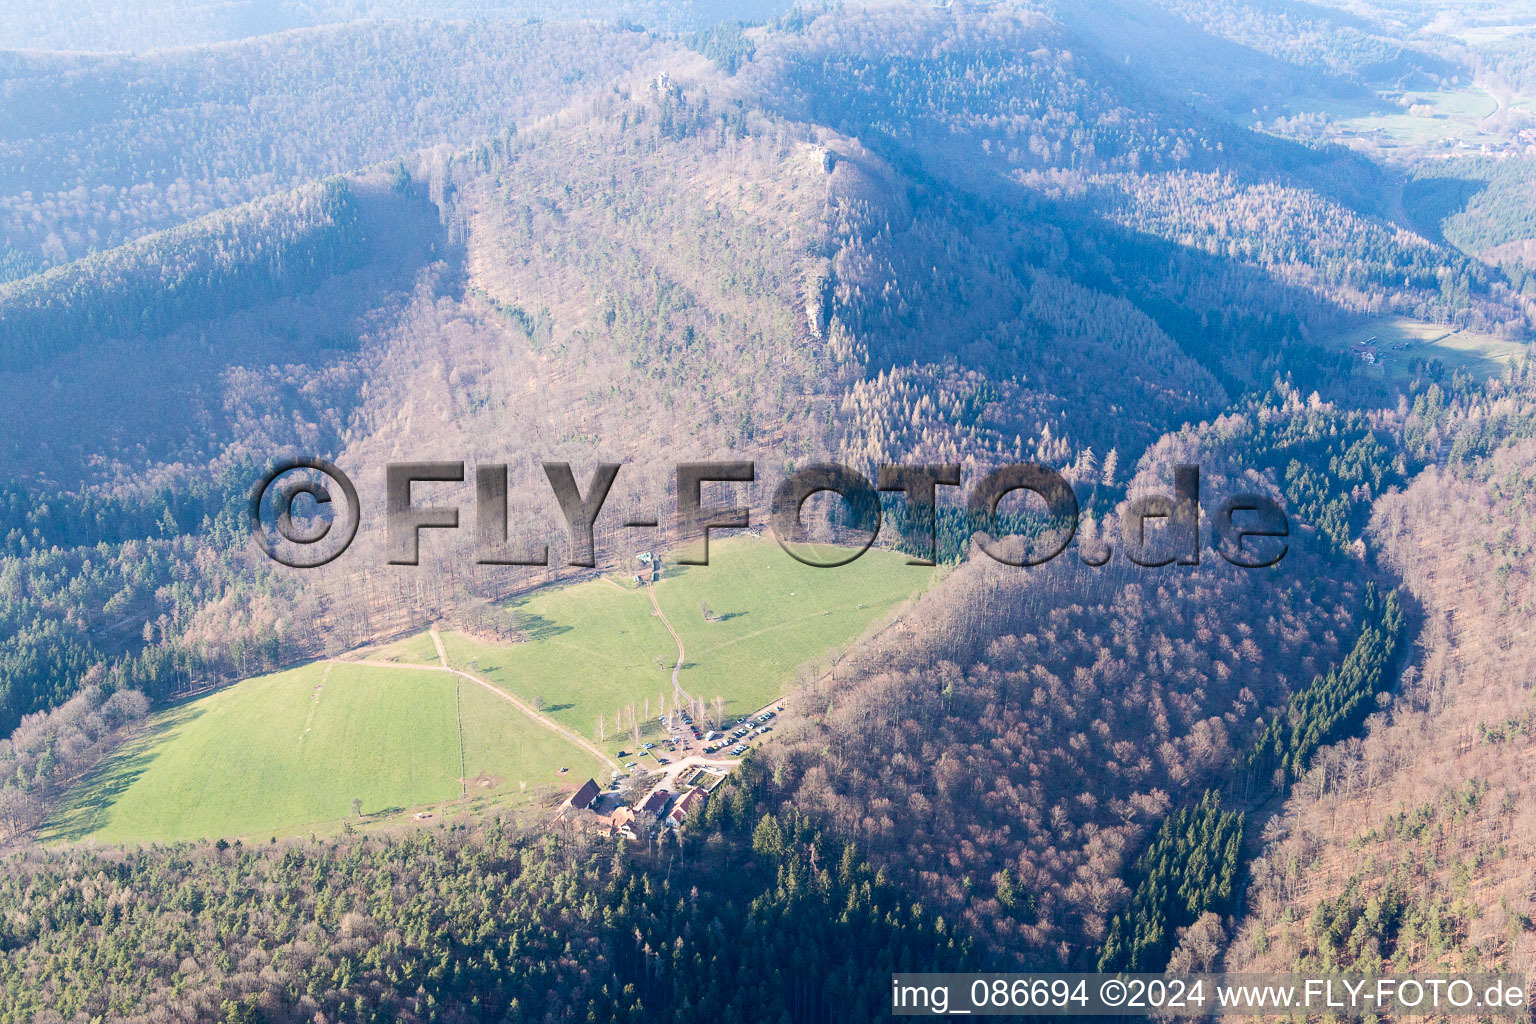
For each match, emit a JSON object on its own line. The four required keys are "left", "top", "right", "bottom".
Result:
{"left": 1329, "top": 315, "right": 1526, "bottom": 386}
{"left": 442, "top": 535, "right": 931, "bottom": 756}
{"left": 1252, "top": 86, "right": 1505, "bottom": 148}
{"left": 48, "top": 536, "right": 928, "bottom": 842}
{"left": 362, "top": 631, "right": 444, "bottom": 665}
{"left": 45, "top": 662, "right": 601, "bottom": 843}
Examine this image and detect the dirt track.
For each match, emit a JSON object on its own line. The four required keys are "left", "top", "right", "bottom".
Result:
{"left": 341, "top": 639, "right": 621, "bottom": 773}
{"left": 646, "top": 583, "right": 695, "bottom": 709}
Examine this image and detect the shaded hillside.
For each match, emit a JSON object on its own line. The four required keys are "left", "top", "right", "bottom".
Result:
{"left": 0, "top": 178, "right": 366, "bottom": 372}
{"left": 1229, "top": 367, "right": 1536, "bottom": 976}
{"left": 0, "top": 175, "right": 446, "bottom": 735}
{"left": 744, "top": 5, "right": 1531, "bottom": 379}
{"left": 0, "top": 173, "right": 445, "bottom": 488}
{"left": 0, "top": 20, "right": 675, "bottom": 273}
{"left": 0, "top": 0, "right": 1527, "bottom": 749}
{"left": 1047, "top": 0, "right": 1382, "bottom": 119}
{"left": 1121, "top": 0, "right": 1459, "bottom": 86}
{"left": 0, "top": 0, "right": 789, "bottom": 53}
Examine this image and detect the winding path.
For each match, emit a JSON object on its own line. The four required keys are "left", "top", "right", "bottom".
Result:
{"left": 1479, "top": 81, "right": 1503, "bottom": 122}
{"left": 339, "top": 652, "right": 620, "bottom": 772}
{"left": 646, "top": 583, "right": 695, "bottom": 710}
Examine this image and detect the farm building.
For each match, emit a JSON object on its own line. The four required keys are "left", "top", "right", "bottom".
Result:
{"left": 566, "top": 778, "right": 601, "bottom": 811}
{"left": 665, "top": 787, "right": 707, "bottom": 827}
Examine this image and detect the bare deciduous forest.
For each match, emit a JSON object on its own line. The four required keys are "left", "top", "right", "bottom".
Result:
{"left": 1, "top": 0, "right": 1535, "bottom": 1019}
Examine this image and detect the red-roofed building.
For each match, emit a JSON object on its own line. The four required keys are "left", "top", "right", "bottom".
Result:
{"left": 666, "top": 787, "right": 706, "bottom": 827}
{"left": 567, "top": 778, "right": 601, "bottom": 811}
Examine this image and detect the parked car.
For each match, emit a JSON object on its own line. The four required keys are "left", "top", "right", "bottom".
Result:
{"left": 625, "top": 762, "right": 638, "bottom": 768}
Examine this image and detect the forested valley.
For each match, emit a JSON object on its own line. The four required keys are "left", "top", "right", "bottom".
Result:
{"left": 0, "top": 0, "right": 1535, "bottom": 1017}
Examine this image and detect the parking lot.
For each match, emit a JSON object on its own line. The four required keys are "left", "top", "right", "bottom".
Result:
{"left": 614, "top": 697, "right": 785, "bottom": 770}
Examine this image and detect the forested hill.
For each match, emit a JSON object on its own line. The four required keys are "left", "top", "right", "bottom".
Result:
{"left": 1105, "top": 0, "right": 1458, "bottom": 86}
{"left": 743, "top": 6, "right": 1529, "bottom": 344}
{"left": 1229, "top": 367, "right": 1536, "bottom": 976}
{"left": 0, "top": 768, "right": 967, "bottom": 1023}
{"left": 1, "top": 0, "right": 1535, "bottom": 1010}
{"left": 0, "top": 0, "right": 1528, "bottom": 743}
{"left": 0, "top": 20, "right": 676, "bottom": 275}
{"left": 0, "top": 178, "right": 366, "bottom": 373}
{"left": 0, "top": 0, "right": 792, "bottom": 53}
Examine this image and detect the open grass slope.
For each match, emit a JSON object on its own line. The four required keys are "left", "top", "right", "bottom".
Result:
{"left": 45, "top": 535, "right": 920, "bottom": 842}
{"left": 442, "top": 535, "right": 930, "bottom": 757}
{"left": 655, "top": 538, "right": 924, "bottom": 713}
{"left": 45, "top": 661, "right": 600, "bottom": 844}
{"left": 1328, "top": 314, "right": 1526, "bottom": 385}
{"left": 1259, "top": 86, "right": 1507, "bottom": 150}
{"left": 359, "top": 632, "right": 444, "bottom": 665}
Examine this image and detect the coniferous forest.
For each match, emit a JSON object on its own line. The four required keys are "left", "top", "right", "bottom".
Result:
{"left": 1, "top": 0, "right": 1536, "bottom": 1018}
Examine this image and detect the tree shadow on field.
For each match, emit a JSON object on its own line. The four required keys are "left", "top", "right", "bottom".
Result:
{"left": 504, "top": 606, "right": 573, "bottom": 643}
{"left": 40, "top": 703, "right": 207, "bottom": 841}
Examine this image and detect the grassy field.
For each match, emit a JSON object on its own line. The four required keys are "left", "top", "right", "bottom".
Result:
{"left": 1404, "top": 88, "right": 1499, "bottom": 121}
{"left": 44, "top": 662, "right": 602, "bottom": 843}
{"left": 442, "top": 535, "right": 930, "bottom": 757}
{"left": 360, "top": 632, "right": 443, "bottom": 665}
{"left": 1328, "top": 315, "right": 1526, "bottom": 386}
{"left": 47, "top": 535, "right": 927, "bottom": 842}
{"left": 1332, "top": 92, "right": 1499, "bottom": 147}
{"left": 1258, "top": 87, "right": 1504, "bottom": 149}
{"left": 655, "top": 538, "right": 922, "bottom": 713}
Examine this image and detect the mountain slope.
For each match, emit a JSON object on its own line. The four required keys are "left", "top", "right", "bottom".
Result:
{"left": 1230, "top": 371, "right": 1536, "bottom": 976}
{"left": 0, "top": 20, "right": 675, "bottom": 275}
